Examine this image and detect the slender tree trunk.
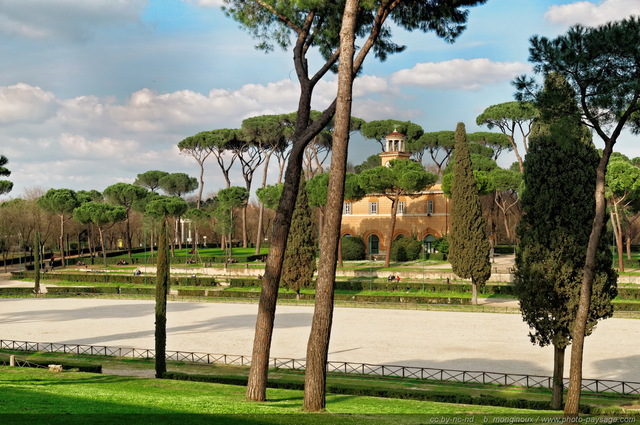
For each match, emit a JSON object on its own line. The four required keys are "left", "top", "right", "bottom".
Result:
{"left": 59, "top": 214, "right": 65, "bottom": 268}
{"left": 255, "top": 154, "right": 273, "bottom": 255}
{"left": 611, "top": 205, "right": 624, "bottom": 271}
{"left": 155, "top": 219, "right": 169, "bottom": 378}
{"left": 126, "top": 213, "right": 132, "bottom": 258}
{"left": 99, "top": 228, "right": 108, "bottom": 267}
{"left": 246, "top": 144, "right": 305, "bottom": 401}
{"left": 197, "top": 163, "right": 204, "bottom": 209}
{"left": 303, "top": 0, "right": 357, "bottom": 411}
{"left": 510, "top": 134, "right": 525, "bottom": 174}
{"left": 625, "top": 226, "right": 632, "bottom": 260}
{"left": 255, "top": 204, "right": 265, "bottom": 255}
{"left": 384, "top": 197, "right": 399, "bottom": 268}
{"left": 565, "top": 148, "right": 611, "bottom": 418}
{"left": 34, "top": 231, "right": 41, "bottom": 294}
{"left": 552, "top": 344, "right": 566, "bottom": 410}
{"left": 471, "top": 280, "right": 478, "bottom": 305}
{"left": 242, "top": 205, "right": 248, "bottom": 248}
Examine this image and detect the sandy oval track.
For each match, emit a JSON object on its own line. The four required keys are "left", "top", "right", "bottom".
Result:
{"left": 0, "top": 297, "right": 637, "bottom": 382}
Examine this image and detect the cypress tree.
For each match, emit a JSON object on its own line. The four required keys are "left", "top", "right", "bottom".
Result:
{"left": 155, "top": 218, "right": 170, "bottom": 378}
{"left": 281, "top": 178, "right": 317, "bottom": 300}
{"left": 514, "top": 73, "right": 617, "bottom": 409}
{"left": 448, "top": 122, "right": 491, "bottom": 305}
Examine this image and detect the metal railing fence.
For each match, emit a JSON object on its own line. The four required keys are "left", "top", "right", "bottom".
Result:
{"left": 2, "top": 339, "right": 638, "bottom": 396}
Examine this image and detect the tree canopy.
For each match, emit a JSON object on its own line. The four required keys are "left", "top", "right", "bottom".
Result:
{"left": 476, "top": 101, "right": 536, "bottom": 173}
{"left": 514, "top": 17, "right": 640, "bottom": 415}
{"left": 134, "top": 170, "right": 169, "bottom": 193}
{"left": 0, "top": 155, "right": 13, "bottom": 196}
{"left": 514, "top": 73, "right": 617, "bottom": 409}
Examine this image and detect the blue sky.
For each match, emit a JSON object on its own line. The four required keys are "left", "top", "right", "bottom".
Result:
{"left": 1, "top": 0, "right": 640, "bottom": 200}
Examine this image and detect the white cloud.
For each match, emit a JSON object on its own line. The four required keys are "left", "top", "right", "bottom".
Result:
{"left": 0, "top": 83, "right": 57, "bottom": 123}
{"left": 545, "top": 0, "right": 640, "bottom": 27}
{"left": 58, "top": 134, "right": 141, "bottom": 160}
{"left": 0, "top": 0, "right": 146, "bottom": 41}
{"left": 389, "top": 58, "right": 530, "bottom": 91}
{"left": 353, "top": 75, "right": 393, "bottom": 98}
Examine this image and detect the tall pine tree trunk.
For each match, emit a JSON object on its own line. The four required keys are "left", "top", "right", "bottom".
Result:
{"left": 246, "top": 142, "right": 306, "bottom": 402}
{"left": 303, "top": 0, "right": 357, "bottom": 411}
{"left": 552, "top": 344, "right": 565, "bottom": 410}
{"left": 565, "top": 147, "right": 611, "bottom": 417}
{"left": 155, "top": 219, "right": 169, "bottom": 378}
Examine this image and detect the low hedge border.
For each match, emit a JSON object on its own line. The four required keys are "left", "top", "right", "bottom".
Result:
{"left": 163, "top": 371, "right": 585, "bottom": 413}
{"left": 14, "top": 272, "right": 219, "bottom": 287}
{"left": 0, "top": 288, "right": 34, "bottom": 296}
{"left": 187, "top": 290, "right": 471, "bottom": 305}
{"left": 229, "top": 278, "right": 516, "bottom": 295}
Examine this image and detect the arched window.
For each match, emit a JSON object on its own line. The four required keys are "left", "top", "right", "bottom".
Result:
{"left": 368, "top": 234, "right": 380, "bottom": 255}
{"left": 423, "top": 234, "right": 437, "bottom": 254}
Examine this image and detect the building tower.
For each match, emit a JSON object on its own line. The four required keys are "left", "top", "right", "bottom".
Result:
{"left": 379, "top": 130, "right": 411, "bottom": 167}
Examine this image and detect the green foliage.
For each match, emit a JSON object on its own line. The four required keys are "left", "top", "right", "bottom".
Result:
{"left": 358, "top": 160, "right": 437, "bottom": 196}
{"left": 448, "top": 123, "right": 491, "bottom": 287}
{"left": 73, "top": 202, "right": 127, "bottom": 228}
{"left": 361, "top": 120, "right": 424, "bottom": 152}
{"left": 37, "top": 188, "right": 79, "bottom": 216}
{"left": 103, "top": 183, "right": 149, "bottom": 210}
{"left": 390, "top": 237, "right": 422, "bottom": 262}
{"left": 476, "top": 101, "right": 536, "bottom": 129}
{"left": 134, "top": 170, "right": 170, "bottom": 192}
{"left": 281, "top": 179, "right": 317, "bottom": 295}
{"left": 0, "top": 155, "right": 12, "bottom": 196}
{"left": 354, "top": 154, "right": 381, "bottom": 174}
{"left": 158, "top": 173, "right": 198, "bottom": 197}
{"left": 434, "top": 235, "right": 450, "bottom": 257}
{"left": 442, "top": 169, "right": 495, "bottom": 197}
{"left": 466, "top": 141, "right": 494, "bottom": 158}
{"left": 515, "top": 73, "right": 617, "bottom": 350}
{"left": 468, "top": 131, "right": 512, "bottom": 159}
{"left": 145, "top": 196, "right": 189, "bottom": 221}
{"left": 76, "top": 190, "right": 103, "bottom": 203}
{"left": 341, "top": 236, "right": 366, "bottom": 261}
{"left": 517, "top": 17, "right": 640, "bottom": 135}
{"left": 306, "top": 173, "right": 329, "bottom": 208}
{"left": 256, "top": 183, "right": 283, "bottom": 210}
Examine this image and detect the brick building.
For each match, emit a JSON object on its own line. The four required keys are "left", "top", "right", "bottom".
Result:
{"left": 340, "top": 131, "right": 450, "bottom": 257}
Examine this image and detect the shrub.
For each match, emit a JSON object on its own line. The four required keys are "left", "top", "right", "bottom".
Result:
{"left": 390, "top": 237, "right": 422, "bottom": 261}
{"left": 341, "top": 236, "right": 366, "bottom": 261}
{"left": 434, "top": 235, "right": 450, "bottom": 258}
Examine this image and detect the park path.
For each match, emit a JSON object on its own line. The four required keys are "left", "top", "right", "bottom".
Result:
{"left": 0, "top": 296, "right": 637, "bottom": 382}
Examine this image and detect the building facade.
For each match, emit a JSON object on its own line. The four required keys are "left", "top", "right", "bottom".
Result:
{"left": 341, "top": 131, "right": 450, "bottom": 257}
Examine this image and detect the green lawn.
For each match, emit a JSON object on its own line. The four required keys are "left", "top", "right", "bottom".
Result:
{"left": 0, "top": 367, "right": 564, "bottom": 424}
{"left": 119, "top": 247, "right": 270, "bottom": 259}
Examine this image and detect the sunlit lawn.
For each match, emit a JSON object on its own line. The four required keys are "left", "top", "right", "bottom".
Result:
{"left": 0, "top": 367, "right": 560, "bottom": 424}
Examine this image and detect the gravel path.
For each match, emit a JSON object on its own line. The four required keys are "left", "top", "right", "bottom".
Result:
{"left": 0, "top": 297, "right": 638, "bottom": 382}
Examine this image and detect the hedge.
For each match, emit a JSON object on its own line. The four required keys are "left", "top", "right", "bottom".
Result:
{"left": 616, "top": 287, "right": 640, "bottom": 300}
{"left": 14, "top": 272, "right": 219, "bottom": 287}
{"left": 0, "top": 288, "right": 34, "bottom": 296}
{"left": 163, "top": 371, "right": 582, "bottom": 413}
